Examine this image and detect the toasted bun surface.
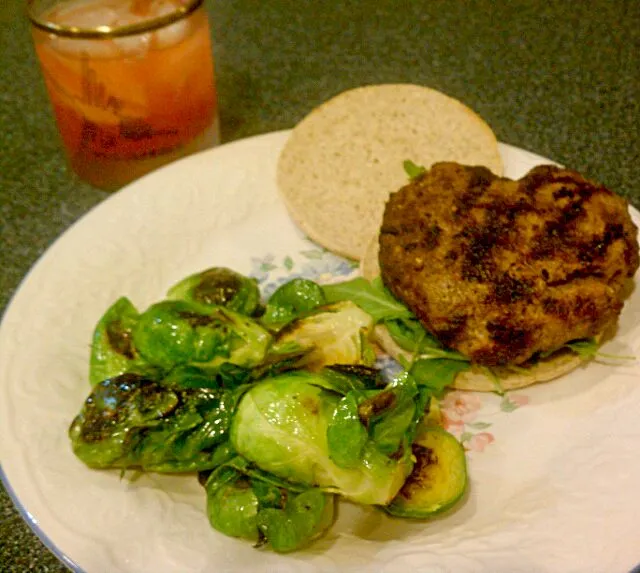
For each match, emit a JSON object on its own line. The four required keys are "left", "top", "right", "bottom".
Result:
{"left": 361, "top": 233, "right": 602, "bottom": 392}
{"left": 277, "top": 84, "right": 503, "bottom": 260}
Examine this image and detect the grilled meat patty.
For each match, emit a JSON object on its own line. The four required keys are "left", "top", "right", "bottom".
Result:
{"left": 378, "top": 163, "right": 639, "bottom": 366}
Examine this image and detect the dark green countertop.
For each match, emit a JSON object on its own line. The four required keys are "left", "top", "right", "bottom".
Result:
{"left": 1, "top": 0, "right": 638, "bottom": 570}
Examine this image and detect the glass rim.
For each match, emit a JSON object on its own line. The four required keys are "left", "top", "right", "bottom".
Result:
{"left": 27, "top": 0, "right": 204, "bottom": 38}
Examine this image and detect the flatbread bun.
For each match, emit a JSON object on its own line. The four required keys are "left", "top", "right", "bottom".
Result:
{"left": 277, "top": 84, "right": 504, "bottom": 260}
{"left": 361, "top": 233, "right": 604, "bottom": 392}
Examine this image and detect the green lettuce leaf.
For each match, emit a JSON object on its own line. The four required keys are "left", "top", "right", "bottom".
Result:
{"left": 404, "top": 358, "right": 471, "bottom": 397}
{"left": 565, "top": 337, "right": 599, "bottom": 360}
{"left": 323, "top": 277, "right": 413, "bottom": 323}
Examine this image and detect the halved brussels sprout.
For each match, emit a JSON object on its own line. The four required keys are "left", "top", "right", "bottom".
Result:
{"left": 274, "top": 301, "right": 375, "bottom": 370}
{"left": 230, "top": 371, "right": 415, "bottom": 506}
{"left": 167, "top": 267, "right": 262, "bottom": 317}
{"left": 385, "top": 427, "right": 467, "bottom": 518}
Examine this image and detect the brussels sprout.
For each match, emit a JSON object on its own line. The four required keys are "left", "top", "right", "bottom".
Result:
{"left": 230, "top": 371, "right": 416, "bottom": 506}
{"left": 385, "top": 427, "right": 467, "bottom": 518}
{"left": 274, "top": 301, "right": 376, "bottom": 371}
{"left": 132, "top": 300, "right": 271, "bottom": 372}
{"left": 261, "top": 278, "right": 326, "bottom": 329}
{"left": 167, "top": 267, "right": 262, "bottom": 317}
{"left": 205, "top": 457, "right": 335, "bottom": 552}
{"left": 69, "top": 372, "right": 249, "bottom": 472}
{"left": 89, "top": 297, "right": 148, "bottom": 386}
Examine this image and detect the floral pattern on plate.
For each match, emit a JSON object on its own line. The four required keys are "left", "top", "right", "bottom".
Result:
{"left": 250, "top": 246, "right": 358, "bottom": 296}
{"left": 441, "top": 391, "right": 530, "bottom": 452}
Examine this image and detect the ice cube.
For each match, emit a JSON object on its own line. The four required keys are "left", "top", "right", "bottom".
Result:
{"left": 153, "top": 0, "right": 179, "bottom": 18}
{"left": 108, "top": 0, "right": 146, "bottom": 26}
{"left": 50, "top": 35, "right": 119, "bottom": 59}
{"left": 52, "top": 0, "right": 119, "bottom": 28}
{"left": 113, "top": 32, "right": 152, "bottom": 57}
{"left": 154, "top": 18, "right": 189, "bottom": 49}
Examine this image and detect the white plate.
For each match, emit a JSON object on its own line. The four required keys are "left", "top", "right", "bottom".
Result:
{"left": 1, "top": 130, "right": 639, "bottom": 573}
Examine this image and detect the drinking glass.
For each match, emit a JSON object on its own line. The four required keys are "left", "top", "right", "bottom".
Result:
{"left": 28, "top": 0, "right": 219, "bottom": 191}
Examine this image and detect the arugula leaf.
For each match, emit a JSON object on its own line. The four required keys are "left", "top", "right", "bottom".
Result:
{"left": 403, "top": 159, "right": 427, "bottom": 180}
{"left": 323, "top": 277, "right": 413, "bottom": 323}
{"left": 406, "top": 358, "right": 471, "bottom": 397}
{"left": 367, "top": 373, "right": 420, "bottom": 455}
{"left": 384, "top": 318, "right": 427, "bottom": 352}
{"left": 323, "top": 277, "right": 470, "bottom": 396}
{"left": 313, "top": 367, "right": 369, "bottom": 395}
{"left": 470, "top": 366, "right": 505, "bottom": 396}
{"left": 538, "top": 336, "right": 600, "bottom": 361}
{"left": 385, "top": 317, "right": 467, "bottom": 361}
{"left": 565, "top": 337, "right": 599, "bottom": 360}
{"left": 226, "top": 456, "right": 308, "bottom": 493}
{"left": 326, "top": 392, "right": 368, "bottom": 468}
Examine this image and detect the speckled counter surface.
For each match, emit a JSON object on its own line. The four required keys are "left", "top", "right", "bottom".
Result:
{"left": 1, "top": 0, "right": 638, "bottom": 570}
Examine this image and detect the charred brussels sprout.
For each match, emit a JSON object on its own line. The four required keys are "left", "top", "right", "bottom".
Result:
{"left": 69, "top": 372, "right": 248, "bottom": 472}
{"left": 205, "top": 457, "right": 334, "bottom": 552}
{"left": 167, "top": 267, "right": 262, "bottom": 317}
{"left": 132, "top": 300, "right": 271, "bottom": 372}
{"left": 89, "top": 297, "right": 147, "bottom": 386}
